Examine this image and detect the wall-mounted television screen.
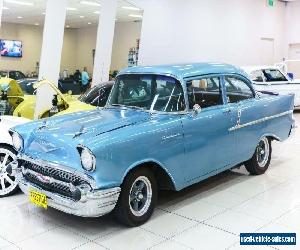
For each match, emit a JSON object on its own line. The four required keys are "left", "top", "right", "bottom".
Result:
{"left": 0, "top": 39, "right": 23, "bottom": 58}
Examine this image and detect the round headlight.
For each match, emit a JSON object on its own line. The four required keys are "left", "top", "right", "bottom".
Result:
{"left": 79, "top": 146, "right": 96, "bottom": 172}
{"left": 11, "top": 132, "right": 23, "bottom": 152}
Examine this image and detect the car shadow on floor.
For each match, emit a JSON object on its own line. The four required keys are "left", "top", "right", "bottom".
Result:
{"left": 157, "top": 167, "right": 248, "bottom": 208}
{"left": 33, "top": 167, "right": 249, "bottom": 231}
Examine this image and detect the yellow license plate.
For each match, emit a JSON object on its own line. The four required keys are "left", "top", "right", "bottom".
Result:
{"left": 29, "top": 190, "right": 48, "bottom": 209}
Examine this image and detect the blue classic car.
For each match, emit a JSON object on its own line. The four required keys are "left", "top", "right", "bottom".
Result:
{"left": 8, "top": 63, "right": 295, "bottom": 226}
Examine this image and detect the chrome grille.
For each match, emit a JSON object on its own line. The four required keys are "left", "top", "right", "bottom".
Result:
{"left": 24, "top": 172, "right": 81, "bottom": 201}
{"left": 20, "top": 160, "right": 87, "bottom": 186}
{"left": 20, "top": 159, "right": 87, "bottom": 201}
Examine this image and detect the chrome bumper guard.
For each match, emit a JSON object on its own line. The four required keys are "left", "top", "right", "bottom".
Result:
{"left": 10, "top": 155, "right": 121, "bottom": 217}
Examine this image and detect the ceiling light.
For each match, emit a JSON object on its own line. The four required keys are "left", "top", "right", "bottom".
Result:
{"left": 94, "top": 11, "right": 100, "bottom": 14}
{"left": 42, "top": 12, "right": 45, "bottom": 15}
{"left": 3, "top": 6, "right": 9, "bottom": 9}
{"left": 4, "top": 0, "right": 33, "bottom": 6}
{"left": 80, "top": 1, "right": 100, "bottom": 6}
{"left": 67, "top": 7, "right": 77, "bottom": 11}
{"left": 87, "top": 22, "right": 92, "bottom": 25}
{"left": 17, "top": 16, "right": 23, "bottom": 19}
{"left": 80, "top": 15, "right": 85, "bottom": 18}
{"left": 34, "top": 23, "right": 39, "bottom": 25}
{"left": 66, "top": 25, "right": 70, "bottom": 28}
{"left": 122, "top": 6, "right": 140, "bottom": 11}
{"left": 128, "top": 14, "right": 143, "bottom": 18}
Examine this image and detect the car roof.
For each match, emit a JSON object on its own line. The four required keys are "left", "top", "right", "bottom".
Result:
{"left": 118, "top": 63, "right": 249, "bottom": 80}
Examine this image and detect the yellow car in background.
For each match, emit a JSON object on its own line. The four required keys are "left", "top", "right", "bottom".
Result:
{"left": 0, "top": 78, "right": 113, "bottom": 119}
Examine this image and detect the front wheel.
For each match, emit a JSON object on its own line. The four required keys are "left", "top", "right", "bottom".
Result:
{"left": 115, "top": 168, "right": 157, "bottom": 227}
{"left": 0, "top": 145, "right": 19, "bottom": 197}
{"left": 244, "top": 137, "right": 272, "bottom": 175}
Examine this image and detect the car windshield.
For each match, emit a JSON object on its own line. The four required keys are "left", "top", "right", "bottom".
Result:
{"left": 108, "top": 74, "right": 186, "bottom": 112}
{"left": 17, "top": 79, "right": 35, "bottom": 95}
{"left": 262, "top": 69, "right": 288, "bottom": 82}
{"left": 79, "top": 84, "right": 112, "bottom": 107}
{"left": 9, "top": 71, "right": 26, "bottom": 80}
{"left": 0, "top": 71, "right": 8, "bottom": 78}
{"left": 58, "top": 81, "right": 81, "bottom": 95}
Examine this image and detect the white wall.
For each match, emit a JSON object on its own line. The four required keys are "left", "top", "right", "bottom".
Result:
{"left": 0, "top": 21, "right": 142, "bottom": 75}
{"left": 139, "top": 0, "right": 286, "bottom": 67}
{"left": 284, "top": 0, "right": 300, "bottom": 57}
{"left": 111, "top": 21, "right": 142, "bottom": 70}
{"left": 0, "top": 23, "right": 43, "bottom": 74}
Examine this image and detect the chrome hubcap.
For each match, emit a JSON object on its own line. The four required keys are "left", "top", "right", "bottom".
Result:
{"left": 256, "top": 138, "right": 269, "bottom": 168}
{"left": 129, "top": 176, "right": 152, "bottom": 217}
{"left": 0, "top": 148, "right": 17, "bottom": 196}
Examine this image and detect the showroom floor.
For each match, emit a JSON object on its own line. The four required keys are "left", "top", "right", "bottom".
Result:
{"left": 1, "top": 115, "right": 300, "bottom": 250}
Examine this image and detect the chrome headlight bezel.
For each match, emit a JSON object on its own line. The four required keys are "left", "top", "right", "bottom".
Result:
{"left": 10, "top": 131, "right": 23, "bottom": 152}
{"left": 77, "top": 145, "right": 96, "bottom": 172}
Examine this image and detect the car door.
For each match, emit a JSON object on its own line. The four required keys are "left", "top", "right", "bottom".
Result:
{"left": 223, "top": 75, "right": 266, "bottom": 164}
{"left": 181, "top": 75, "right": 237, "bottom": 183}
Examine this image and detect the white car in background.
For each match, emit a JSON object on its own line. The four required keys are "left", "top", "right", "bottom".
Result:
{"left": 0, "top": 116, "right": 30, "bottom": 197}
{"left": 243, "top": 66, "right": 300, "bottom": 109}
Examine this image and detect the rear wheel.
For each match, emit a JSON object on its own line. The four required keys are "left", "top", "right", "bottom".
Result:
{"left": 115, "top": 168, "right": 157, "bottom": 227}
{"left": 244, "top": 137, "right": 272, "bottom": 175}
{"left": 0, "top": 145, "right": 19, "bottom": 197}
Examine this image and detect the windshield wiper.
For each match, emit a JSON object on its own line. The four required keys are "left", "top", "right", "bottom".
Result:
{"left": 126, "top": 105, "right": 146, "bottom": 111}
{"left": 109, "top": 104, "right": 145, "bottom": 111}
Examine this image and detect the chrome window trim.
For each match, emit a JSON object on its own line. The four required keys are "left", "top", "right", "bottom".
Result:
{"left": 229, "top": 110, "right": 293, "bottom": 131}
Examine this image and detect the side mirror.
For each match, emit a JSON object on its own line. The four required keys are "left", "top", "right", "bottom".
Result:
{"left": 192, "top": 104, "right": 201, "bottom": 115}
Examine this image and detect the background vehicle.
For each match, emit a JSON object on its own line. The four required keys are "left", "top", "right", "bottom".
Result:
{"left": 0, "top": 70, "right": 26, "bottom": 80}
{"left": 0, "top": 81, "right": 113, "bottom": 197}
{"left": 9, "top": 63, "right": 295, "bottom": 226}
{"left": 0, "top": 78, "right": 105, "bottom": 119}
{"left": 243, "top": 66, "right": 300, "bottom": 109}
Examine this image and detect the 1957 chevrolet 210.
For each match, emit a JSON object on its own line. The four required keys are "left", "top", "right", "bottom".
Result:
{"left": 8, "top": 63, "right": 295, "bottom": 226}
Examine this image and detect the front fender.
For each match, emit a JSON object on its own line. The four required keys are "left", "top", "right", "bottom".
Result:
{"left": 123, "top": 158, "right": 177, "bottom": 189}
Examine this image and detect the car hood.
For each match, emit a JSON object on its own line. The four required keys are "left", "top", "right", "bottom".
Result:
{"left": 51, "top": 108, "right": 149, "bottom": 136}
{"left": 29, "top": 108, "right": 151, "bottom": 146}
{"left": 54, "top": 100, "right": 95, "bottom": 116}
{"left": 22, "top": 108, "right": 151, "bottom": 168}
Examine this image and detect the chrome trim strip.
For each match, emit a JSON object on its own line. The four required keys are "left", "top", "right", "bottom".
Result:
{"left": 162, "top": 133, "right": 181, "bottom": 140}
{"left": 18, "top": 154, "right": 98, "bottom": 189}
{"left": 229, "top": 110, "right": 293, "bottom": 131}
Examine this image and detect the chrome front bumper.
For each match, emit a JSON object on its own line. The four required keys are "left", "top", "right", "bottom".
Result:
{"left": 10, "top": 156, "right": 121, "bottom": 218}
{"left": 18, "top": 176, "right": 120, "bottom": 217}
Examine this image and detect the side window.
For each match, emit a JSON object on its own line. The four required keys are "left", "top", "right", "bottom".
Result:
{"left": 187, "top": 77, "right": 223, "bottom": 109}
{"left": 250, "top": 70, "right": 265, "bottom": 82}
{"left": 224, "top": 76, "right": 254, "bottom": 103}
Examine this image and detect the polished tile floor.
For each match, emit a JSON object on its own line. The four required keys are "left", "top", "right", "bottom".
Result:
{"left": 1, "top": 114, "right": 300, "bottom": 250}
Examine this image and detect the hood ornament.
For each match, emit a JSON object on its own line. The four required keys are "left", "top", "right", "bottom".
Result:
{"left": 73, "top": 124, "right": 87, "bottom": 138}
{"left": 38, "top": 120, "right": 48, "bottom": 130}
